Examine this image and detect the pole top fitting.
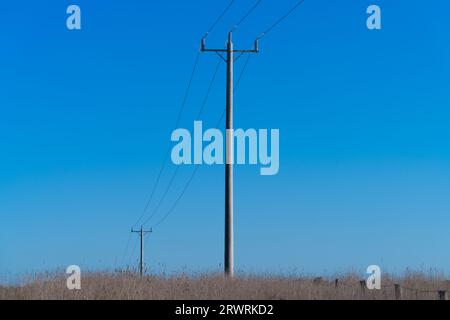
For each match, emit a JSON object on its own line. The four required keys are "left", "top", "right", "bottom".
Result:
{"left": 200, "top": 38, "right": 206, "bottom": 52}
{"left": 254, "top": 39, "right": 259, "bottom": 53}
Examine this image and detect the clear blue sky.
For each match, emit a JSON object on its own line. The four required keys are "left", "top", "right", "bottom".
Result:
{"left": 1, "top": 0, "right": 450, "bottom": 281}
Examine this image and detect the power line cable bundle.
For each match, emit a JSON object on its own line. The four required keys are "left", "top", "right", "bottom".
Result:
{"left": 121, "top": 0, "right": 238, "bottom": 265}
{"left": 121, "top": 0, "right": 309, "bottom": 268}
{"left": 257, "top": 0, "right": 306, "bottom": 39}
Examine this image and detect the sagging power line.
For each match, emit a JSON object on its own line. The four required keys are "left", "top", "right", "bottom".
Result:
{"left": 142, "top": 2, "right": 264, "bottom": 232}
{"left": 131, "top": 52, "right": 201, "bottom": 230}
{"left": 131, "top": 0, "right": 238, "bottom": 230}
{"left": 169, "top": 0, "right": 307, "bottom": 277}
{"left": 123, "top": 0, "right": 237, "bottom": 271}
{"left": 257, "top": 0, "right": 306, "bottom": 39}
{"left": 204, "top": 0, "right": 236, "bottom": 38}
{"left": 146, "top": 54, "right": 255, "bottom": 231}
{"left": 124, "top": 0, "right": 308, "bottom": 275}
{"left": 141, "top": 58, "right": 223, "bottom": 227}
{"left": 230, "top": 0, "right": 263, "bottom": 32}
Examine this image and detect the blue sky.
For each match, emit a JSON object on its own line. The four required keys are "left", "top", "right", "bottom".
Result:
{"left": 1, "top": 0, "right": 450, "bottom": 281}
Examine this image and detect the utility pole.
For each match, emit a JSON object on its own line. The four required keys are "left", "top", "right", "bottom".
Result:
{"left": 131, "top": 226, "right": 152, "bottom": 276}
{"left": 201, "top": 32, "right": 259, "bottom": 277}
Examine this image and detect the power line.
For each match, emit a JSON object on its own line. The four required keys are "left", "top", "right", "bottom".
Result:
{"left": 131, "top": 51, "right": 201, "bottom": 229}
{"left": 132, "top": 145, "right": 169, "bottom": 227}
{"left": 125, "top": 0, "right": 254, "bottom": 263}
{"left": 151, "top": 166, "right": 199, "bottom": 229}
{"left": 197, "top": 58, "right": 222, "bottom": 119}
{"left": 230, "top": 0, "right": 263, "bottom": 32}
{"left": 129, "top": 235, "right": 139, "bottom": 267}
{"left": 217, "top": 53, "right": 252, "bottom": 125}
{"left": 257, "top": 0, "right": 306, "bottom": 39}
{"left": 142, "top": 59, "right": 223, "bottom": 227}
{"left": 236, "top": 54, "right": 252, "bottom": 89}
{"left": 148, "top": 50, "right": 253, "bottom": 230}
{"left": 205, "top": 0, "right": 236, "bottom": 38}
{"left": 120, "top": 232, "right": 133, "bottom": 268}
{"left": 174, "top": 52, "right": 202, "bottom": 129}
{"left": 131, "top": 0, "right": 236, "bottom": 230}
{"left": 141, "top": 166, "right": 180, "bottom": 226}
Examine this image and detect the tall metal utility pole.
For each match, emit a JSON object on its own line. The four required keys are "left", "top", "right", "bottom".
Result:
{"left": 201, "top": 32, "right": 259, "bottom": 277}
{"left": 131, "top": 226, "right": 152, "bottom": 276}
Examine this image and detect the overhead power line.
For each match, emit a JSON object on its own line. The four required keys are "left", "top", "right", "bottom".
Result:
{"left": 120, "top": 232, "right": 133, "bottom": 268}
{"left": 147, "top": 50, "right": 253, "bottom": 230}
{"left": 131, "top": 52, "right": 201, "bottom": 229}
{"left": 132, "top": 0, "right": 307, "bottom": 240}
{"left": 129, "top": 235, "right": 139, "bottom": 267}
{"left": 230, "top": 0, "right": 263, "bottom": 32}
{"left": 132, "top": 53, "right": 201, "bottom": 228}
{"left": 217, "top": 53, "right": 252, "bottom": 125}
{"left": 132, "top": 146, "right": 169, "bottom": 228}
{"left": 197, "top": 58, "right": 222, "bottom": 119}
{"left": 204, "top": 0, "right": 236, "bottom": 38}
{"left": 132, "top": 0, "right": 309, "bottom": 276}
{"left": 151, "top": 166, "right": 199, "bottom": 229}
{"left": 257, "top": 0, "right": 306, "bottom": 39}
{"left": 174, "top": 52, "right": 202, "bottom": 128}
{"left": 141, "top": 166, "right": 180, "bottom": 226}
{"left": 143, "top": 58, "right": 223, "bottom": 227}
{"left": 131, "top": 0, "right": 237, "bottom": 230}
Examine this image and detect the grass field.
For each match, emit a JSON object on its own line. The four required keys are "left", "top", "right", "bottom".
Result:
{"left": 1, "top": 271, "right": 449, "bottom": 300}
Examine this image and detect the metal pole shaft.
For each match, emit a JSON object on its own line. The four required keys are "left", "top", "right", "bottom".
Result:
{"left": 200, "top": 32, "right": 258, "bottom": 278}
{"left": 140, "top": 226, "right": 144, "bottom": 276}
{"left": 225, "top": 32, "right": 234, "bottom": 277}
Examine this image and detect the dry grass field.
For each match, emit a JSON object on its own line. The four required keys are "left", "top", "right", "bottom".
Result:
{"left": 1, "top": 271, "right": 449, "bottom": 300}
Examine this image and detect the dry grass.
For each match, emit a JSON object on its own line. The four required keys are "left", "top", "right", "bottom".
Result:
{"left": 1, "top": 271, "right": 449, "bottom": 300}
